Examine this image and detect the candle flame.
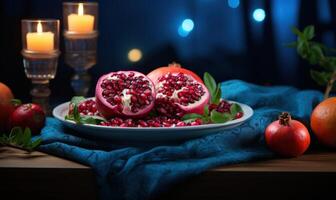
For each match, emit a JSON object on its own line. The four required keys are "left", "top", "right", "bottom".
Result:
{"left": 37, "top": 21, "right": 43, "bottom": 33}
{"left": 78, "top": 3, "right": 84, "bottom": 16}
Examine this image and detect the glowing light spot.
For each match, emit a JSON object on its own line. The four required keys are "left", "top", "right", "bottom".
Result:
{"left": 181, "top": 19, "right": 194, "bottom": 32}
{"left": 178, "top": 26, "right": 190, "bottom": 37}
{"left": 228, "top": 0, "right": 240, "bottom": 8}
{"left": 253, "top": 8, "right": 266, "bottom": 22}
{"left": 128, "top": 48, "right": 142, "bottom": 62}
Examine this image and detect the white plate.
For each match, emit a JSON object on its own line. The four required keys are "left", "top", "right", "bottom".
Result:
{"left": 52, "top": 99, "right": 253, "bottom": 142}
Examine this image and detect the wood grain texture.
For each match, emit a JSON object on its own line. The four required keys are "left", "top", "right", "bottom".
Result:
{"left": 1, "top": 146, "right": 336, "bottom": 200}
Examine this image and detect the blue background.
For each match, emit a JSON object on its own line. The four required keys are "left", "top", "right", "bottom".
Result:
{"left": 0, "top": 0, "right": 335, "bottom": 101}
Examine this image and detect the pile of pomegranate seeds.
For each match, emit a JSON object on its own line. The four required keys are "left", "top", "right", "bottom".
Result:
{"left": 100, "top": 116, "right": 203, "bottom": 127}
{"left": 77, "top": 99, "right": 99, "bottom": 116}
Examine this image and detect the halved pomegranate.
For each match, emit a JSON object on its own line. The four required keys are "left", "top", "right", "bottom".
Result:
{"left": 154, "top": 72, "right": 210, "bottom": 117}
{"left": 95, "top": 71, "right": 156, "bottom": 118}
{"left": 147, "top": 62, "right": 203, "bottom": 85}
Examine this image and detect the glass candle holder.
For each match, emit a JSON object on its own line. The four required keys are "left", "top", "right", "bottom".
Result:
{"left": 63, "top": 2, "right": 98, "bottom": 96}
{"left": 21, "top": 19, "right": 60, "bottom": 99}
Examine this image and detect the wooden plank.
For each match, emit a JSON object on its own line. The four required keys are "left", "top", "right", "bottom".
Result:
{"left": 0, "top": 146, "right": 98, "bottom": 200}
{"left": 212, "top": 151, "right": 336, "bottom": 172}
{"left": 0, "top": 146, "right": 89, "bottom": 168}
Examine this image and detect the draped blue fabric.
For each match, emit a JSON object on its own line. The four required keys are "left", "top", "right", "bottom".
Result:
{"left": 38, "top": 80, "right": 323, "bottom": 200}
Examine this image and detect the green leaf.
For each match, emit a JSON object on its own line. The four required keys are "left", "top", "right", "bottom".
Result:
{"left": 303, "top": 25, "right": 315, "bottom": 40}
{"left": 210, "top": 110, "right": 233, "bottom": 123}
{"left": 21, "top": 127, "right": 32, "bottom": 146}
{"left": 308, "top": 44, "right": 324, "bottom": 65}
{"left": 310, "top": 70, "right": 331, "bottom": 86}
{"left": 203, "top": 72, "right": 217, "bottom": 96}
{"left": 11, "top": 99, "right": 22, "bottom": 107}
{"left": 230, "top": 103, "right": 243, "bottom": 116}
{"left": 30, "top": 138, "right": 42, "bottom": 149}
{"left": 291, "top": 27, "right": 303, "bottom": 37}
{"left": 182, "top": 113, "right": 204, "bottom": 121}
{"left": 204, "top": 105, "right": 209, "bottom": 116}
{"left": 212, "top": 83, "right": 222, "bottom": 104}
{"left": 79, "top": 116, "right": 105, "bottom": 125}
{"left": 70, "top": 96, "right": 86, "bottom": 105}
{"left": 73, "top": 105, "right": 81, "bottom": 123}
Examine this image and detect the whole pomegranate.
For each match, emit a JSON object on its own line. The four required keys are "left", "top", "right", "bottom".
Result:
{"left": 265, "top": 112, "right": 310, "bottom": 157}
{"left": 9, "top": 103, "right": 46, "bottom": 134}
{"left": 311, "top": 97, "right": 336, "bottom": 148}
{"left": 154, "top": 72, "right": 210, "bottom": 117}
{"left": 95, "top": 71, "right": 156, "bottom": 118}
{"left": 0, "top": 82, "right": 14, "bottom": 132}
{"left": 147, "top": 62, "right": 203, "bottom": 85}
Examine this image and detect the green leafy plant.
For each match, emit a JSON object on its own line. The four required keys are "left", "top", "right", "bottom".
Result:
{"left": 65, "top": 96, "right": 106, "bottom": 125}
{"left": 0, "top": 127, "right": 42, "bottom": 151}
{"left": 289, "top": 25, "right": 336, "bottom": 99}
{"left": 182, "top": 72, "right": 243, "bottom": 123}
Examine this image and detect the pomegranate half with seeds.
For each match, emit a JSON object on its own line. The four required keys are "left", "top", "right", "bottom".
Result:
{"left": 154, "top": 72, "right": 210, "bottom": 117}
{"left": 95, "top": 71, "right": 156, "bottom": 118}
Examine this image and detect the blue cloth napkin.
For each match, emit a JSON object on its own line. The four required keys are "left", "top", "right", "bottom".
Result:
{"left": 39, "top": 80, "right": 323, "bottom": 200}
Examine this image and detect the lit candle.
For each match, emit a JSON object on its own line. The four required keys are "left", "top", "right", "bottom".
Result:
{"left": 26, "top": 21, "right": 54, "bottom": 52}
{"left": 68, "top": 3, "right": 94, "bottom": 33}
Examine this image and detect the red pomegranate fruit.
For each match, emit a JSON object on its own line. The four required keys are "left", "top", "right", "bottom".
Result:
{"left": 69, "top": 99, "right": 100, "bottom": 116}
{"left": 147, "top": 62, "right": 204, "bottom": 85}
{"left": 95, "top": 71, "right": 156, "bottom": 118}
{"left": 154, "top": 72, "right": 210, "bottom": 117}
{"left": 9, "top": 103, "right": 46, "bottom": 134}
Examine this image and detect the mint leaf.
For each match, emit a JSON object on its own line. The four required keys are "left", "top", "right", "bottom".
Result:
{"left": 30, "top": 138, "right": 42, "bottom": 149}
{"left": 210, "top": 110, "right": 233, "bottom": 123}
{"left": 230, "top": 103, "right": 243, "bottom": 116}
{"left": 73, "top": 105, "right": 81, "bottom": 123}
{"left": 203, "top": 72, "right": 217, "bottom": 95}
{"left": 182, "top": 113, "right": 203, "bottom": 121}
{"left": 79, "top": 116, "right": 105, "bottom": 125}
{"left": 0, "top": 127, "right": 42, "bottom": 151}
{"left": 204, "top": 105, "right": 209, "bottom": 116}
{"left": 70, "top": 96, "right": 86, "bottom": 105}
{"left": 212, "top": 83, "right": 222, "bottom": 104}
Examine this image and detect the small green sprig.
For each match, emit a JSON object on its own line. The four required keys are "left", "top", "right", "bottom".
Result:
{"left": 203, "top": 72, "right": 221, "bottom": 104}
{"left": 288, "top": 25, "right": 336, "bottom": 99}
{"left": 0, "top": 127, "right": 42, "bottom": 151}
{"left": 65, "top": 96, "right": 106, "bottom": 125}
{"left": 182, "top": 73, "right": 243, "bottom": 124}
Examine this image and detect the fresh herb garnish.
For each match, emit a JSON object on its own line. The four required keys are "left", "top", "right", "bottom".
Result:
{"left": 288, "top": 25, "right": 336, "bottom": 99}
{"left": 182, "top": 72, "right": 243, "bottom": 124}
{"left": 65, "top": 96, "right": 106, "bottom": 125}
{"left": 0, "top": 127, "right": 42, "bottom": 151}
{"left": 203, "top": 72, "right": 222, "bottom": 104}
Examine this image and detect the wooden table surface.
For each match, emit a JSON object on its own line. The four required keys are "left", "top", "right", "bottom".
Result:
{"left": 1, "top": 146, "right": 336, "bottom": 200}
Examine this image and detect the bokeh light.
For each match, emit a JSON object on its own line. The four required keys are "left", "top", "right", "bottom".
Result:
{"left": 181, "top": 19, "right": 194, "bottom": 32}
{"left": 253, "top": 8, "right": 266, "bottom": 22}
{"left": 128, "top": 48, "right": 142, "bottom": 62}
{"left": 228, "top": 0, "right": 240, "bottom": 8}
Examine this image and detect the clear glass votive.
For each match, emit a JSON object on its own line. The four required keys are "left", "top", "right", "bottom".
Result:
{"left": 21, "top": 19, "right": 60, "bottom": 98}
{"left": 63, "top": 2, "right": 98, "bottom": 71}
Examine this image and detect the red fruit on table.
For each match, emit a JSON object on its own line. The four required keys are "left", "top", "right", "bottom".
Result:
{"left": 265, "top": 112, "right": 310, "bottom": 157}
{"left": 9, "top": 103, "right": 46, "bottom": 134}
{"left": 147, "top": 62, "right": 204, "bottom": 85}
{"left": 0, "top": 82, "right": 15, "bottom": 132}
{"left": 95, "top": 71, "right": 156, "bottom": 119}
